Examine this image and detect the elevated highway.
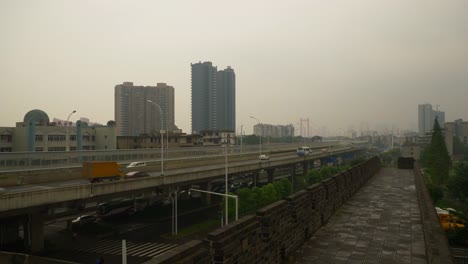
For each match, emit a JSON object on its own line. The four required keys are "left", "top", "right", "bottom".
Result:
{"left": 0, "top": 144, "right": 365, "bottom": 253}
{"left": 0, "top": 145, "right": 364, "bottom": 213}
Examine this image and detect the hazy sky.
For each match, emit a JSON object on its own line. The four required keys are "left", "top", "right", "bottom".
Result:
{"left": 1, "top": 0, "right": 467, "bottom": 135}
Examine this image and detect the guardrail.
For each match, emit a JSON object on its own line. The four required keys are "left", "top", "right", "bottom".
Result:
{"left": 0, "top": 142, "right": 346, "bottom": 171}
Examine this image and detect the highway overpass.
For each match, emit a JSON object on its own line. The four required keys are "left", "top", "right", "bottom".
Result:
{"left": 0, "top": 143, "right": 365, "bottom": 252}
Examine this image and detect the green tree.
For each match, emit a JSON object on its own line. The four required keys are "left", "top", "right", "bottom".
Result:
{"left": 448, "top": 162, "right": 468, "bottom": 199}
{"left": 273, "top": 178, "right": 292, "bottom": 199}
{"left": 421, "top": 118, "right": 451, "bottom": 185}
{"left": 262, "top": 183, "right": 280, "bottom": 204}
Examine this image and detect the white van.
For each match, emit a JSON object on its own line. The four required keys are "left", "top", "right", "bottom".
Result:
{"left": 296, "top": 146, "right": 311, "bottom": 156}
{"left": 126, "top": 161, "right": 146, "bottom": 168}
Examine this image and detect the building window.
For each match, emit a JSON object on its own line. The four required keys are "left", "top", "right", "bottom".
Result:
{"left": 0, "top": 147, "right": 12, "bottom": 152}
{"left": 48, "top": 135, "right": 66, "bottom": 141}
{"left": 91, "top": 136, "right": 95, "bottom": 142}
{"left": 83, "top": 135, "right": 90, "bottom": 142}
{"left": 70, "top": 135, "right": 76, "bottom": 141}
{"left": 35, "top": 135, "right": 43, "bottom": 141}
{"left": 35, "top": 147, "right": 44, "bottom": 152}
{"left": 48, "top": 147, "right": 66, "bottom": 152}
{"left": 0, "top": 135, "right": 13, "bottom": 142}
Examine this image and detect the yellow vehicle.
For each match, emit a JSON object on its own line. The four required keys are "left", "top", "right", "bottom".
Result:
{"left": 82, "top": 161, "right": 124, "bottom": 183}
{"left": 436, "top": 207, "right": 465, "bottom": 231}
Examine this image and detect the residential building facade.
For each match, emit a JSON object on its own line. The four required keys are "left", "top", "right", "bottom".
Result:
{"left": 418, "top": 103, "right": 445, "bottom": 135}
{"left": 191, "top": 61, "right": 236, "bottom": 134}
{"left": 115, "top": 82, "right": 176, "bottom": 137}
{"left": 253, "top": 123, "right": 295, "bottom": 138}
{"left": 216, "top": 66, "right": 236, "bottom": 131}
{"left": 444, "top": 119, "right": 468, "bottom": 158}
{"left": 0, "top": 109, "right": 116, "bottom": 152}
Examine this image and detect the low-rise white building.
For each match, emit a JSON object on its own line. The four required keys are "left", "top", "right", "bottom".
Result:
{"left": 0, "top": 109, "right": 117, "bottom": 152}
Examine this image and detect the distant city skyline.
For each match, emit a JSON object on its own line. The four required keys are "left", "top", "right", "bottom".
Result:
{"left": 1, "top": 1, "right": 467, "bottom": 135}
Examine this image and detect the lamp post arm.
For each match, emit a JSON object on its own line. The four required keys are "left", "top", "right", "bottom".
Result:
{"left": 189, "top": 188, "right": 237, "bottom": 199}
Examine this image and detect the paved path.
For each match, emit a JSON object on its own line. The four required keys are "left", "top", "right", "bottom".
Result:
{"left": 293, "top": 168, "right": 427, "bottom": 263}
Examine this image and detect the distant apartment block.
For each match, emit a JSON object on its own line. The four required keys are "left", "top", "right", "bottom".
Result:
{"left": 418, "top": 103, "right": 445, "bottom": 135}
{"left": 216, "top": 66, "right": 236, "bottom": 131}
{"left": 115, "top": 82, "right": 176, "bottom": 137}
{"left": 253, "top": 123, "right": 294, "bottom": 138}
{"left": 191, "top": 61, "right": 236, "bottom": 134}
{"left": 0, "top": 109, "right": 116, "bottom": 152}
{"left": 444, "top": 119, "right": 468, "bottom": 158}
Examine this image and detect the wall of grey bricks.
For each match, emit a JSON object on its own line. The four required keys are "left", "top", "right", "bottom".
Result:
{"left": 150, "top": 157, "right": 382, "bottom": 264}
{"left": 413, "top": 163, "right": 453, "bottom": 264}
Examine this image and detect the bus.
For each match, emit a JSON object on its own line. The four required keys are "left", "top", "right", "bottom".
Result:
{"left": 296, "top": 146, "right": 311, "bottom": 156}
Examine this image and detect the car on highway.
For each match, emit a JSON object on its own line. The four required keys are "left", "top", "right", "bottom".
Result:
{"left": 259, "top": 154, "right": 270, "bottom": 160}
{"left": 72, "top": 215, "right": 96, "bottom": 226}
{"left": 125, "top": 171, "right": 150, "bottom": 179}
{"left": 126, "top": 161, "right": 146, "bottom": 168}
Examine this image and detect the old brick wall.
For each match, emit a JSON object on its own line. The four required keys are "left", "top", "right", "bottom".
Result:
{"left": 151, "top": 157, "right": 382, "bottom": 264}
{"left": 413, "top": 163, "right": 453, "bottom": 264}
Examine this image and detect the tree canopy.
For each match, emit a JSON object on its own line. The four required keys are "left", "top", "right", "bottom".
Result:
{"left": 421, "top": 118, "right": 451, "bottom": 185}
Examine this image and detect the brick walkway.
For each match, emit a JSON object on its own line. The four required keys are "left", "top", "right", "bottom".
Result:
{"left": 293, "top": 168, "right": 427, "bottom": 264}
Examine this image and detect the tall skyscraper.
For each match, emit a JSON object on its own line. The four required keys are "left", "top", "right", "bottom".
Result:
{"left": 216, "top": 66, "right": 236, "bottom": 131}
{"left": 115, "top": 82, "right": 175, "bottom": 136}
{"left": 191, "top": 61, "right": 236, "bottom": 134}
{"left": 418, "top": 103, "right": 445, "bottom": 135}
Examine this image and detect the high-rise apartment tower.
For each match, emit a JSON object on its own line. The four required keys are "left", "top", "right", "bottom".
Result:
{"left": 191, "top": 62, "right": 236, "bottom": 134}
{"left": 418, "top": 103, "right": 445, "bottom": 136}
{"left": 115, "top": 82, "right": 175, "bottom": 136}
{"left": 216, "top": 66, "right": 236, "bottom": 131}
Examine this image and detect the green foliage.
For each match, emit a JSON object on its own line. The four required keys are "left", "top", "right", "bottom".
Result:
{"left": 427, "top": 183, "right": 444, "bottom": 203}
{"left": 273, "top": 178, "right": 292, "bottom": 199}
{"left": 349, "top": 157, "right": 366, "bottom": 167}
{"left": 448, "top": 162, "right": 468, "bottom": 199}
{"left": 224, "top": 158, "right": 363, "bottom": 219}
{"left": 225, "top": 176, "right": 292, "bottom": 217}
{"left": 421, "top": 118, "right": 451, "bottom": 185}
{"left": 306, "top": 169, "right": 323, "bottom": 185}
{"left": 447, "top": 226, "right": 468, "bottom": 246}
{"left": 379, "top": 148, "right": 400, "bottom": 167}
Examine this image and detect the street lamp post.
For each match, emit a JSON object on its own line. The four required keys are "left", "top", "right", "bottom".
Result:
{"left": 240, "top": 125, "right": 244, "bottom": 154}
{"left": 168, "top": 188, "right": 185, "bottom": 235}
{"left": 223, "top": 136, "right": 230, "bottom": 226}
{"left": 66, "top": 110, "right": 76, "bottom": 152}
{"left": 250, "top": 116, "right": 261, "bottom": 156}
{"left": 189, "top": 188, "right": 238, "bottom": 223}
{"left": 147, "top": 100, "right": 164, "bottom": 175}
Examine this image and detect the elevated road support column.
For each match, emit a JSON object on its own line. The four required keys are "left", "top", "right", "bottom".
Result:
{"left": 0, "top": 217, "right": 21, "bottom": 249}
{"left": 200, "top": 182, "right": 212, "bottom": 205}
{"left": 24, "top": 213, "right": 45, "bottom": 253}
{"left": 302, "top": 161, "right": 309, "bottom": 176}
{"left": 266, "top": 169, "right": 275, "bottom": 183}
{"left": 290, "top": 166, "right": 296, "bottom": 191}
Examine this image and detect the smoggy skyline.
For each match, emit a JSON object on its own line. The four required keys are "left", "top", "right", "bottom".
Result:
{"left": 1, "top": 0, "right": 467, "bottom": 135}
